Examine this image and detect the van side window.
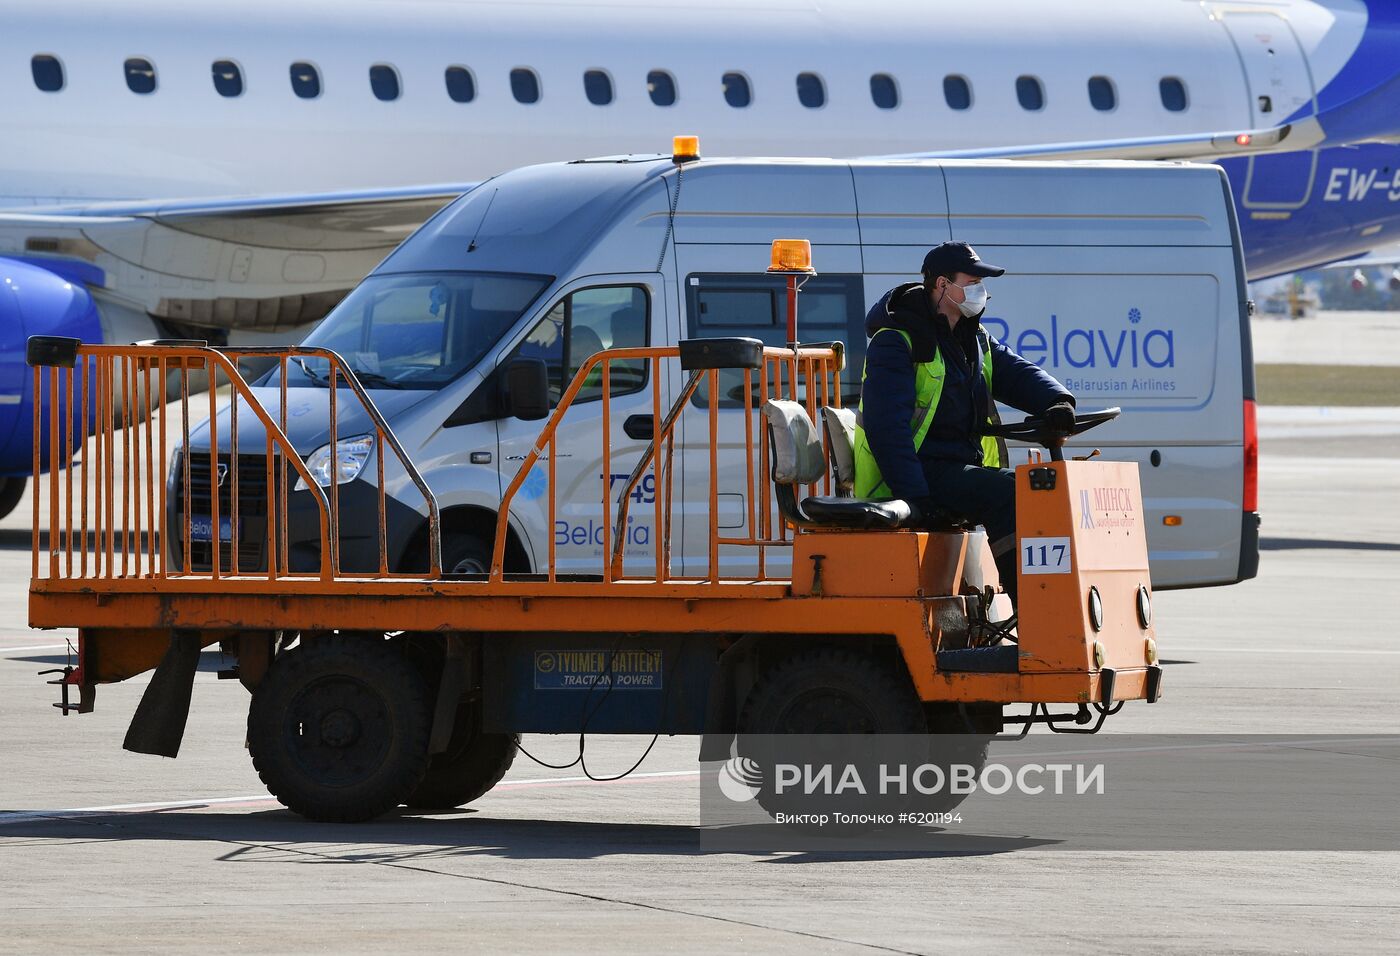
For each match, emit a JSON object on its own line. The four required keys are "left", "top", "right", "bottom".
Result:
{"left": 125, "top": 57, "right": 157, "bottom": 94}
{"left": 212, "top": 60, "right": 244, "bottom": 97}
{"left": 291, "top": 62, "right": 321, "bottom": 99}
{"left": 648, "top": 70, "right": 677, "bottom": 106}
{"left": 870, "top": 73, "right": 899, "bottom": 109}
{"left": 1159, "top": 76, "right": 1188, "bottom": 112}
{"left": 509, "top": 286, "right": 650, "bottom": 406}
{"left": 511, "top": 68, "right": 541, "bottom": 104}
{"left": 584, "top": 69, "right": 613, "bottom": 105}
{"left": 32, "top": 55, "right": 64, "bottom": 92}
{"left": 445, "top": 66, "right": 476, "bottom": 102}
{"left": 722, "top": 72, "right": 751, "bottom": 108}
{"left": 685, "top": 274, "right": 865, "bottom": 407}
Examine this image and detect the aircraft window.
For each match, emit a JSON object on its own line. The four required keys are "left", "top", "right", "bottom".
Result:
{"left": 511, "top": 68, "right": 540, "bottom": 104}
{"left": 584, "top": 69, "right": 613, "bottom": 105}
{"left": 1016, "top": 74, "right": 1044, "bottom": 111}
{"left": 31, "top": 55, "right": 64, "bottom": 93}
{"left": 124, "top": 58, "right": 157, "bottom": 95}
{"left": 796, "top": 72, "right": 825, "bottom": 108}
{"left": 445, "top": 66, "right": 476, "bottom": 103}
{"left": 943, "top": 74, "right": 972, "bottom": 110}
{"left": 212, "top": 60, "right": 243, "bottom": 98}
{"left": 722, "top": 72, "right": 751, "bottom": 108}
{"left": 370, "top": 64, "right": 400, "bottom": 101}
{"left": 870, "top": 73, "right": 899, "bottom": 109}
{"left": 1159, "top": 76, "right": 1188, "bottom": 112}
{"left": 1088, "top": 75, "right": 1115, "bottom": 111}
{"left": 291, "top": 62, "right": 321, "bottom": 99}
{"left": 648, "top": 70, "right": 677, "bottom": 106}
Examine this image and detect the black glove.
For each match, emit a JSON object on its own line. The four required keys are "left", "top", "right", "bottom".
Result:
{"left": 1042, "top": 402, "right": 1076, "bottom": 432}
{"left": 908, "top": 497, "right": 937, "bottom": 525}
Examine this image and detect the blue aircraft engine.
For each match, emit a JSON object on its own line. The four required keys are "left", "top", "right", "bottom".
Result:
{"left": 0, "top": 258, "right": 103, "bottom": 517}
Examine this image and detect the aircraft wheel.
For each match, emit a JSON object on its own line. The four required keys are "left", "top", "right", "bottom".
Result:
{"left": 248, "top": 634, "right": 431, "bottom": 822}
{"left": 0, "top": 477, "right": 26, "bottom": 520}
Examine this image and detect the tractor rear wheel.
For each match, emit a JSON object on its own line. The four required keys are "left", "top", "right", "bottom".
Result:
{"left": 248, "top": 634, "right": 431, "bottom": 822}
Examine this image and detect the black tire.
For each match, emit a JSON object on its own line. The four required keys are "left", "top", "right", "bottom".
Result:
{"left": 442, "top": 534, "right": 492, "bottom": 576}
{"left": 0, "top": 477, "right": 26, "bottom": 520}
{"left": 248, "top": 633, "right": 431, "bottom": 823}
{"left": 738, "top": 648, "right": 985, "bottom": 823}
{"left": 738, "top": 648, "right": 927, "bottom": 734}
{"left": 404, "top": 705, "right": 518, "bottom": 810}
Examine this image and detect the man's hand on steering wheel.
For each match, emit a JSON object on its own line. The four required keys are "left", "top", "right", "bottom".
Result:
{"left": 1042, "top": 402, "right": 1076, "bottom": 433}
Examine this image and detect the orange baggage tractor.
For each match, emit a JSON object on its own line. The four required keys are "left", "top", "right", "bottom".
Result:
{"left": 23, "top": 241, "right": 1160, "bottom": 822}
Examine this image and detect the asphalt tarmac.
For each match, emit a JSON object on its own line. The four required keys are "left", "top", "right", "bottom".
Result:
{"left": 2, "top": 424, "right": 1398, "bottom": 953}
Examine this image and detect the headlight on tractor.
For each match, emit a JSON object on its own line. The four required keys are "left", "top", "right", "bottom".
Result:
{"left": 294, "top": 434, "right": 375, "bottom": 491}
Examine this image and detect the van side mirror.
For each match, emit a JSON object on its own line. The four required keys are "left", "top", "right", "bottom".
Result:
{"left": 505, "top": 359, "right": 551, "bottom": 421}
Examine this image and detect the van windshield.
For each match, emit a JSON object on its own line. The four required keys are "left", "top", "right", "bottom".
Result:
{"left": 282, "top": 271, "right": 550, "bottom": 390}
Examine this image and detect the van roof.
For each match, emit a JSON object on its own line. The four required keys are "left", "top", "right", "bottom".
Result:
{"left": 378, "top": 157, "right": 674, "bottom": 278}
{"left": 376, "top": 155, "right": 1232, "bottom": 279}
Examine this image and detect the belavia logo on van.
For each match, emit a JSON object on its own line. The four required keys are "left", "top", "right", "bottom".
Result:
{"left": 981, "top": 308, "right": 1175, "bottom": 370}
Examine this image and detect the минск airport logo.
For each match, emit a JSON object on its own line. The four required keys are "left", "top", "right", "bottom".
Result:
{"left": 716, "top": 756, "right": 763, "bottom": 802}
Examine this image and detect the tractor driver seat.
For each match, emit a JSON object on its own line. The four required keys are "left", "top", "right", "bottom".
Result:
{"left": 762, "top": 400, "right": 914, "bottom": 529}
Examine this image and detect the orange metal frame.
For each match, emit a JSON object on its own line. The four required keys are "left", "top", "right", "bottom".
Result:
{"left": 30, "top": 344, "right": 439, "bottom": 585}
{"left": 27, "top": 340, "right": 1150, "bottom": 708}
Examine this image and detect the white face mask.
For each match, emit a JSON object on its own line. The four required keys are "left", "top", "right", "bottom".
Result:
{"left": 955, "top": 281, "right": 988, "bottom": 317}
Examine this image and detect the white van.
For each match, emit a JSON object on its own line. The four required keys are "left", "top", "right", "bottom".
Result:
{"left": 181, "top": 154, "right": 1259, "bottom": 589}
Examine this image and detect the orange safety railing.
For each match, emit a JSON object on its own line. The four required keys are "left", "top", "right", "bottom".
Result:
{"left": 29, "top": 342, "right": 439, "bottom": 583}
{"left": 490, "top": 342, "right": 845, "bottom": 586}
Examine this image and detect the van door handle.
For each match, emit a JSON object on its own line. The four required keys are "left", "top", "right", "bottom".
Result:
{"left": 623, "top": 414, "right": 654, "bottom": 440}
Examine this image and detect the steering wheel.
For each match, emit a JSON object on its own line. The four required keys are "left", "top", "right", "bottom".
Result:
{"left": 983, "top": 407, "right": 1120, "bottom": 461}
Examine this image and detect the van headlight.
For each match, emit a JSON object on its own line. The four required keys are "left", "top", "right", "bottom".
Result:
{"left": 294, "top": 435, "right": 375, "bottom": 491}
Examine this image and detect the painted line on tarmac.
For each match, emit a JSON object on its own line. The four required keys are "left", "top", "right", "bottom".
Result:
{"left": 1168, "top": 647, "right": 1400, "bottom": 655}
{"left": 1, "top": 643, "right": 71, "bottom": 654}
{"left": 496, "top": 769, "right": 700, "bottom": 790}
{"left": 0, "top": 769, "right": 701, "bottom": 827}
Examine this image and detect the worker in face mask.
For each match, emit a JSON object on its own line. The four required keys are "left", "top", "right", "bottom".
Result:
{"left": 852, "top": 242, "right": 1077, "bottom": 605}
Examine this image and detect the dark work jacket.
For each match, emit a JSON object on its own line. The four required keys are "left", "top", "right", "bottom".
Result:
{"left": 860, "top": 283, "right": 1073, "bottom": 499}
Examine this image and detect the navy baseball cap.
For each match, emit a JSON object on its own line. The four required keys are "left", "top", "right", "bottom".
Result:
{"left": 921, "top": 241, "right": 1005, "bottom": 279}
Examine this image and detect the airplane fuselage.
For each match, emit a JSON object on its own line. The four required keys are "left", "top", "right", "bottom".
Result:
{"left": 0, "top": 0, "right": 1356, "bottom": 203}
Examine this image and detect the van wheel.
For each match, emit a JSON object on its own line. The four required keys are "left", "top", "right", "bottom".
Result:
{"left": 248, "top": 634, "right": 431, "bottom": 823}
{"left": 738, "top": 648, "right": 927, "bottom": 734}
{"left": 404, "top": 705, "right": 518, "bottom": 810}
{"left": 442, "top": 535, "right": 492, "bottom": 576}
